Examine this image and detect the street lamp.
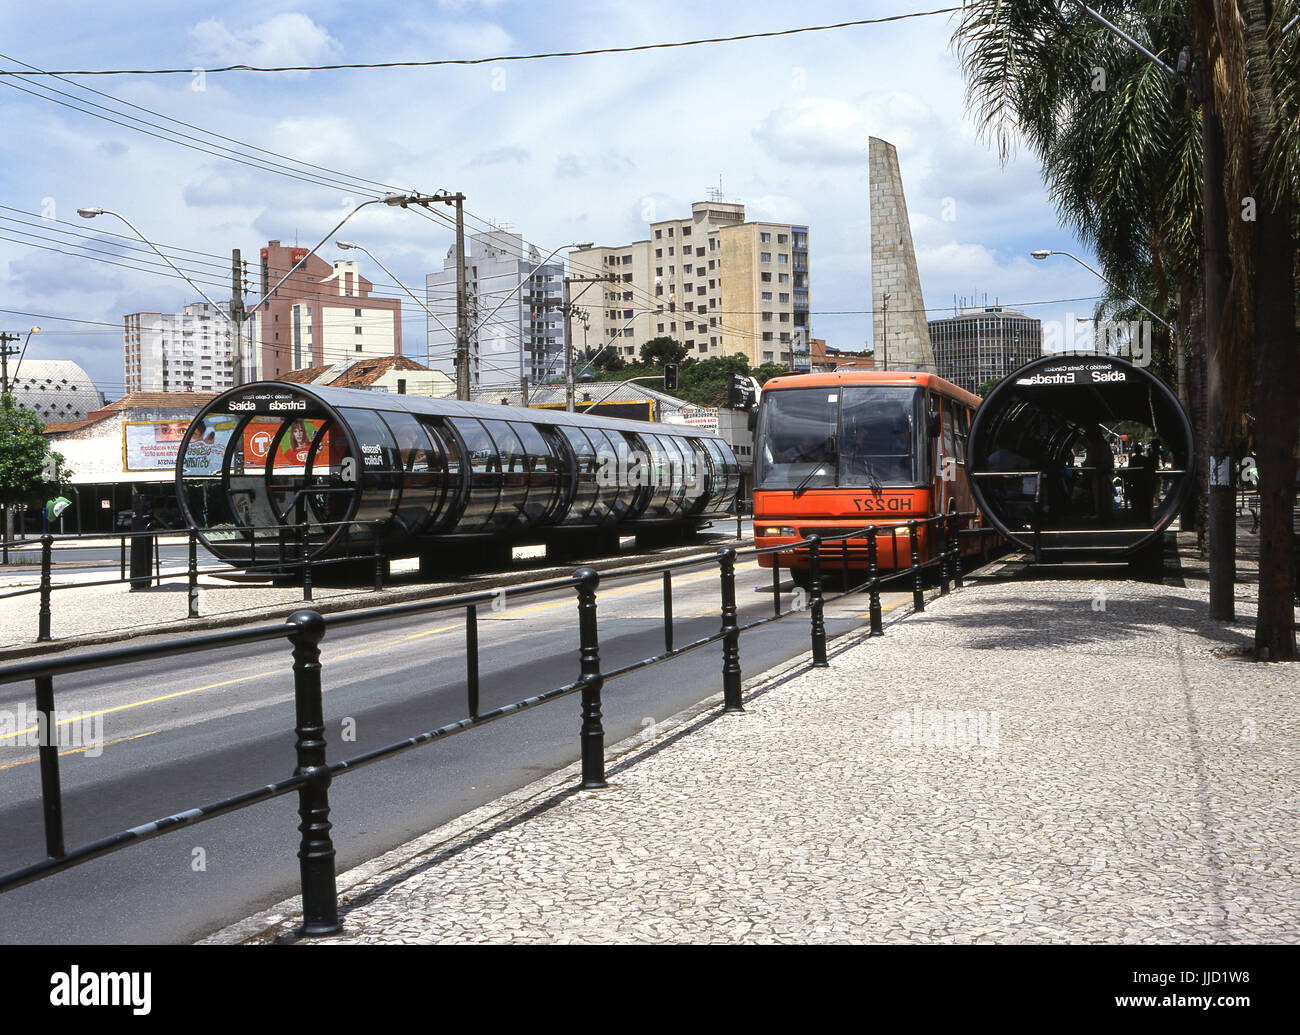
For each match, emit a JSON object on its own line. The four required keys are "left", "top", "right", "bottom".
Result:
{"left": 10, "top": 326, "right": 39, "bottom": 384}
{"left": 335, "top": 240, "right": 459, "bottom": 351}
{"left": 1031, "top": 248, "right": 1175, "bottom": 333}
{"left": 82, "top": 193, "right": 443, "bottom": 386}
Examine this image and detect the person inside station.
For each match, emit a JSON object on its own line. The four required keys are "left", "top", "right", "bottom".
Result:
{"left": 1083, "top": 427, "right": 1116, "bottom": 525}
{"left": 985, "top": 440, "right": 1038, "bottom": 529}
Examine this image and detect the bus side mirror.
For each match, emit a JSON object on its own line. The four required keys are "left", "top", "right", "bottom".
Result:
{"left": 927, "top": 409, "right": 941, "bottom": 438}
{"left": 747, "top": 408, "right": 758, "bottom": 432}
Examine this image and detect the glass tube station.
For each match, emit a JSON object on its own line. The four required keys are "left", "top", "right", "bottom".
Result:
{"left": 176, "top": 382, "right": 742, "bottom": 571}
{"left": 968, "top": 354, "right": 1194, "bottom": 561}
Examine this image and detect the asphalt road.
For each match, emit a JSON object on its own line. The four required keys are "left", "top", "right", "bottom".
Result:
{"left": 0, "top": 557, "right": 909, "bottom": 944}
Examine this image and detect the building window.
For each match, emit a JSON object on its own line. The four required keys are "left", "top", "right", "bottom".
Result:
{"left": 355, "top": 326, "right": 363, "bottom": 334}
{"left": 761, "top": 272, "right": 772, "bottom": 282}
{"left": 760, "top": 232, "right": 771, "bottom": 243}
{"left": 354, "top": 308, "right": 362, "bottom": 317}
{"left": 655, "top": 248, "right": 662, "bottom": 258}
{"left": 778, "top": 254, "right": 789, "bottom": 264}
{"left": 762, "top": 312, "right": 773, "bottom": 322}
{"left": 762, "top": 332, "right": 774, "bottom": 342}
{"left": 656, "top": 267, "right": 663, "bottom": 276}
{"left": 696, "top": 247, "right": 704, "bottom": 257}
{"left": 761, "top": 252, "right": 772, "bottom": 262}
{"left": 778, "top": 234, "right": 788, "bottom": 244}
{"left": 778, "top": 273, "right": 790, "bottom": 284}
{"left": 761, "top": 292, "right": 772, "bottom": 301}
{"left": 655, "top": 229, "right": 662, "bottom": 238}
{"left": 355, "top": 343, "right": 363, "bottom": 352}
{"left": 779, "top": 293, "right": 790, "bottom": 303}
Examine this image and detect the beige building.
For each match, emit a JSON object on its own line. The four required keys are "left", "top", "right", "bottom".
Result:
{"left": 569, "top": 200, "right": 810, "bottom": 369}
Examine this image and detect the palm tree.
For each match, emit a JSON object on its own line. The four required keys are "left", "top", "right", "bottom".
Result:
{"left": 953, "top": 0, "right": 1298, "bottom": 658}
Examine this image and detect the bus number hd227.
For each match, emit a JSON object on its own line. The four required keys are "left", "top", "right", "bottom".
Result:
{"left": 853, "top": 497, "right": 909, "bottom": 512}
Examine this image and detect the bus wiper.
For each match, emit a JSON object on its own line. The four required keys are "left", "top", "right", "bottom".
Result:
{"left": 864, "top": 458, "right": 884, "bottom": 496}
{"left": 792, "top": 437, "right": 837, "bottom": 497}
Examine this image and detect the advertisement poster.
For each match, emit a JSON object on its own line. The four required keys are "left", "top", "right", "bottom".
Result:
{"left": 242, "top": 418, "right": 330, "bottom": 470}
{"left": 124, "top": 420, "right": 192, "bottom": 471}
{"left": 180, "top": 416, "right": 237, "bottom": 475}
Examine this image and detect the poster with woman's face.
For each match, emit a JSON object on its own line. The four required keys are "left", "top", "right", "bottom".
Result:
{"left": 274, "top": 419, "right": 327, "bottom": 466}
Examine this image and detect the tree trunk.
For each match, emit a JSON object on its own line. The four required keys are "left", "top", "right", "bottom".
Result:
{"left": 1241, "top": 0, "right": 1298, "bottom": 660}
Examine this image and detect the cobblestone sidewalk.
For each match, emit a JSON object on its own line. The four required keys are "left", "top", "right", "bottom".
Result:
{"left": 213, "top": 537, "right": 1299, "bottom": 945}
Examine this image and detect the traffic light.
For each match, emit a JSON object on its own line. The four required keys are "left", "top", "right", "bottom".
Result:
{"left": 664, "top": 363, "right": 679, "bottom": 392}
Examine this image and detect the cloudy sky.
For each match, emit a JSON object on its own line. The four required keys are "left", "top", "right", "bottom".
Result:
{"left": 0, "top": 0, "right": 1107, "bottom": 397}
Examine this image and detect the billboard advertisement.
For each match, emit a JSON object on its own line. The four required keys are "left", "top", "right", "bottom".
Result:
{"left": 124, "top": 420, "right": 193, "bottom": 472}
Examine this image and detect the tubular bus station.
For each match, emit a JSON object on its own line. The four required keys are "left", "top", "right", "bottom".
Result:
{"left": 175, "top": 383, "right": 742, "bottom": 577}
{"left": 967, "top": 353, "right": 1195, "bottom": 567}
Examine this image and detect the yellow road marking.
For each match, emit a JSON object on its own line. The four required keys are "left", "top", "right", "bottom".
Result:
{"left": 0, "top": 731, "right": 159, "bottom": 770}
{"left": 0, "top": 561, "right": 764, "bottom": 736}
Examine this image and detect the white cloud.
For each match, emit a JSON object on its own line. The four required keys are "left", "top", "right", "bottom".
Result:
{"left": 189, "top": 13, "right": 342, "bottom": 70}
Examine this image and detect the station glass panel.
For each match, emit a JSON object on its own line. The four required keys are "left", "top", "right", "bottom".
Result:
{"left": 482, "top": 419, "right": 529, "bottom": 532}
{"left": 338, "top": 408, "right": 401, "bottom": 534}
{"left": 228, "top": 415, "right": 287, "bottom": 537}
{"left": 380, "top": 411, "right": 449, "bottom": 536}
{"left": 510, "top": 421, "right": 563, "bottom": 527}
{"left": 701, "top": 438, "right": 739, "bottom": 513}
{"left": 678, "top": 437, "right": 708, "bottom": 513}
{"left": 420, "top": 417, "right": 465, "bottom": 531}
{"left": 604, "top": 431, "right": 644, "bottom": 522}
{"left": 447, "top": 417, "right": 503, "bottom": 532}
{"left": 559, "top": 426, "right": 600, "bottom": 525}
{"left": 641, "top": 434, "right": 682, "bottom": 518}
{"left": 178, "top": 412, "right": 241, "bottom": 534}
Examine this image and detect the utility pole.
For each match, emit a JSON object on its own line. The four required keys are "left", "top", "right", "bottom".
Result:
{"left": 436, "top": 193, "right": 470, "bottom": 401}
{"left": 230, "top": 248, "right": 247, "bottom": 386}
{"left": 0, "top": 331, "right": 19, "bottom": 394}
{"left": 560, "top": 273, "right": 616, "bottom": 411}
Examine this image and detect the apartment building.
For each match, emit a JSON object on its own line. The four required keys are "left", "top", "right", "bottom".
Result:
{"left": 927, "top": 306, "right": 1043, "bottom": 395}
{"left": 250, "top": 241, "right": 402, "bottom": 381}
{"left": 569, "top": 200, "right": 811, "bottom": 369}
{"left": 123, "top": 302, "right": 235, "bottom": 393}
{"left": 425, "top": 230, "right": 565, "bottom": 391}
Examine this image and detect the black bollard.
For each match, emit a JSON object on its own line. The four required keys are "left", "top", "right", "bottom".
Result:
{"left": 717, "top": 546, "right": 744, "bottom": 712}
{"left": 866, "top": 526, "right": 883, "bottom": 635}
{"left": 807, "top": 535, "right": 827, "bottom": 667}
{"left": 187, "top": 528, "right": 199, "bottom": 619}
{"left": 38, "top": 534, "right": 53, "bottom": 642}
{"left": 287, "top": 609, "right": 341, "bottom": 937}
{"left": 909, "top": 519, "right": 924, "bottom": 613}
{"left": 574, "top": 567, "right": 607, "bottom": 788}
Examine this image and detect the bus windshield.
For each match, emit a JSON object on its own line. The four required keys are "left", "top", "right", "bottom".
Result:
{"left": 755, "top": 385, "right": 924, "bottom": 490}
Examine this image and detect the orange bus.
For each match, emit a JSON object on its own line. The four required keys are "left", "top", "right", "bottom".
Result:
{"left": 752, "top": 369, "right": 987, "bottom": 582}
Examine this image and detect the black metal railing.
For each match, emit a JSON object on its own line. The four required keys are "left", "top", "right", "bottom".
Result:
{"left": 0, "top": 509, "right": 991, "bottom": 936}
{"left": 0, "top": 519, "right": 395, "bottom": 644}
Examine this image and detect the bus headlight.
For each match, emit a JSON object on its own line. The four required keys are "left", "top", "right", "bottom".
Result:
{"left": 760, "top": 526, "right": 797, "bottom": 537}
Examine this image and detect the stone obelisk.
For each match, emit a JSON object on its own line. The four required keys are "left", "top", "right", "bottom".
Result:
{"left": 869, "top": 137, "right": 935, "bottom": 372}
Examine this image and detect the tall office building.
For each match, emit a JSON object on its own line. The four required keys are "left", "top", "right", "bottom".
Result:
{"left": 425, "top": 230, "right": 565, "bottom": 391}
{"left": 569, "top": 200, "right": 811, "bottom": 369}
{"left": 250, "top": 241, "right": 402, "bottom": 381}
{"left": 927, "top": 306, "right": 1043, "bottom": 395}
{"left": 123, "top": 302, "right": 234, "bottom": 393}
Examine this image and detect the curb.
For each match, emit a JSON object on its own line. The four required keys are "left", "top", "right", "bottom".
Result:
{"left": 0, "top": 535, "right": 744, "bottom": 664}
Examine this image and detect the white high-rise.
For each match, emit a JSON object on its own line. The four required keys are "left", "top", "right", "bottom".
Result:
{"left": 123, "top": 302, "right": 234, "bottom": 393}
{"left": 425, "top": 231, "right": 565, "bottom": 391}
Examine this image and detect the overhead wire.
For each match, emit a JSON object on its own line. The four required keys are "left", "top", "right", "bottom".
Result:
{"left": 0, "top": 10, "right": 963, "bottom": 75}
